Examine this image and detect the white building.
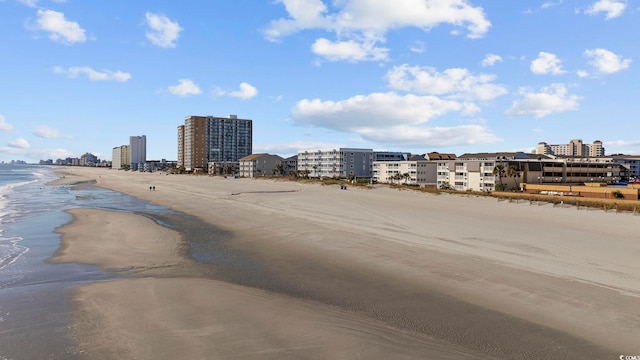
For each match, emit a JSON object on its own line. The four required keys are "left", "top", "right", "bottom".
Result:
{"left": 373, "top": 160, "right": 437, "bottom": 185}
{"left": 130, "top": 135, "right": 147, "bottom": 171}
{"left": 437, "top": 160, "right": 497, "bottom": 192}
{"left": 297, "top": 148, "right": 374, "bottom": 178}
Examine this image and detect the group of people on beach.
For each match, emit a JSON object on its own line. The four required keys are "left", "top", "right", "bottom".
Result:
{"left": 149, "top": 186, "right": 155, "bottom": 191}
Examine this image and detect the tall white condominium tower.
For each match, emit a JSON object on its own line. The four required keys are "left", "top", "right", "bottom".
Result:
{"left": 130, "top": 135, "right": 147, "bottom": 168}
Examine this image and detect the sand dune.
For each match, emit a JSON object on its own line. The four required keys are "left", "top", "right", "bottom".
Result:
{"left": 50, "top": 167, "right": 640, "bottom": 358}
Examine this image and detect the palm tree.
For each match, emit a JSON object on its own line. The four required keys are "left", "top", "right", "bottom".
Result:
{"left": 493, "top": 164, "right": 506, "bottom": 187}
{"left": 506, "top": 165, "right": 520, "bottom": 190}
{"left": 493, "top": 164, "right": 506, "bottom": 181}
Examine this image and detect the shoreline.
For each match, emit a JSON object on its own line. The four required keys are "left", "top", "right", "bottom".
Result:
{"left": 49, "top": 166, "right": 640, "bottom": 358}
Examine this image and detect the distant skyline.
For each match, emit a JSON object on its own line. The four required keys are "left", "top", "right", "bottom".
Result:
{"left": 1, "top": 0, "right": 638, "bottom": 163}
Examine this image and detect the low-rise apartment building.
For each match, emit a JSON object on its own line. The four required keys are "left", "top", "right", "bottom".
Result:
{"left": 437, "top": 160, "right": 497, "bottom": 191}
{"left": 297, "top": 148, "right": 373, "bottom": 178}
{"left": 239, "top": 153, "right": 284, "bottom": 177}
{"left": 373, "top": 160, "right": 437, "bottom": 185}
{"left": 612, "top": 155, "right": 640, "bottom": 180}
{"left": 281, "top": 155, "right": 297, "bottom": 175}
{"left": 297, "top": 148, "right": 413, "bottom": 179}
{"left": 437, "top": 152, "right": 625, "bottom": 191}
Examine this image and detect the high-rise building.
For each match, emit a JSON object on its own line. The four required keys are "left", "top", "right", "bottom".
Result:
{"left": 536, "top": 139, "right": 604, "bottom": 157}
{"left": 112, "top": 145, "right": 130, "bottom": 170}
{"left": 178, "top": 115, "right": 252, "bottom": 171}
{"left": 79, "top": 153, "right": 98, "bottom": 166}
{"left": 130, "top": 135, "right": 147, "bottom": 167}
{"left": 177, "top": 125, "right": 185, "bottom": 168}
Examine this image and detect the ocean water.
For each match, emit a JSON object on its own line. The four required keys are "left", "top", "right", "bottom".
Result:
{"left": 0, "top": 164, "right": 171, "bottom": 359}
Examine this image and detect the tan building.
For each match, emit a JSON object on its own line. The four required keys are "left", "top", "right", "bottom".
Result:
{"left": 536, "top": 139, "right": 604, "bottom": 157}
{"left": 112, "top": 145, "right": 129, "bottom": 170}
{"left": 179, "top": 115, "right": 253, "bottom": 172}
{"left": 239, "top": 153, "right": 284, "bottom": 177}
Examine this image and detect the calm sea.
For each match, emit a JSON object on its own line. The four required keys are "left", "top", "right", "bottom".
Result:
{"left": 0, "top": 164, "right": 170, "bottom": 359}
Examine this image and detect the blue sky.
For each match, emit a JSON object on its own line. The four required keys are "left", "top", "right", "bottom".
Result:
{"left": 1, "top": 0, "right": 638, "bottom": 163}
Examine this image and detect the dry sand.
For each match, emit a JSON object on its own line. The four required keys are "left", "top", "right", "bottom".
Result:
{"left": 49, "top": 167, "right": 640, "bottom": 359}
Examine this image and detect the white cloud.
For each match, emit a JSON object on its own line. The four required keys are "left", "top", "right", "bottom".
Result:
{"left": 482, "top": 54, "right": 502, "bottom": 67}
{"left": 541, "top": 1, "right": 563, "bottom": 9}
{"left": 40, "top": 148, "right": 74, "bottom": 160}
{"left": 311, "top": 38, "right": 389, "bottom": 62}
{"left": 292, "top": 92, "right": 477, "bottom": 132}
{"left": 262, "top": 0, "right": 333, "bottom": 41}
{"left": 409, "top": 41, "right": 425, "bottom": 54}
{"left": 530, "top": 52, "right": 565, "bottom": 75}
{"left": 167, "top": 79, "right": 201, "bottom": 96}
{"left": 19, "top": 0, "right": 39, "bottom": 7}
{"left": 576, "top": 70, "right": 590, "bottom": 78}
{"left": 505, "top": 83, "right": 580, "bottom": 118}
{"left": 291, "top": 91, "right": 498, "bottom": 147}
{"left": 145, "top": 12, "right": 183, "bottom": 48}
{"left": 0, "top": 146, "right": 75, "bottom": 162}
{"left": 35, "top": 9, "right": 86, "bottom": 44}
{"left": 584, "top": 48, "right": 631, "bottom": 74}
{"left": 358, "top": 124, "right": 500, "bottom": 147}
{"left": 229, "top": 82, "right": 258, "bottom": 100}
{"left": 0, "top": 115, "right": 14, "bottom": 132}
{"left": 53, "top": 66, "right": 132, "bottom": 82}
{"left": 8, "top": 138, "right": 30, "bottom": 149}
{"left": 264, "top": 0, "right": 491, "bottom": 62}
{"left": 255, "top": 141, "right": 343, "bottom": 156}
{"left": 33, "top": 125, "right": 67, "bottom": 139}
{"left": 385, "top": 64, "right": 508, "bottom": 101}
{"left": 604, "top": 139, "right": 640, "bottom": 147}
{"left": 585, "top": 0, "right": 626, "bottom": 19}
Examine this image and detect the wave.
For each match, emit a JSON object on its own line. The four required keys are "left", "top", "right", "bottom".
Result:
{"left": 0, "top": 167, "right": 54, "bottom": 273}
{"left": 0, "top": 179, "right": 38, "bottom": 196}
{"left": 0, "top": 236, "right": 28, "bottom": 272}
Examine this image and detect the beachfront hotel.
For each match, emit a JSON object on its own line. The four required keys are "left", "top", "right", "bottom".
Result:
{"left": 111, "top": 145, "right": 129, "bottom": 170}
{"left": 111, "top": 135, "right": 147, "bottom": 171}
{"left": 536, "top": 139, "right": 604, "bottom": 157}
{"left": 129, "top": 135, "right": 147, "bottom": 171}
{"left": 178, "top": 115, "right": 253, "bottom": 172}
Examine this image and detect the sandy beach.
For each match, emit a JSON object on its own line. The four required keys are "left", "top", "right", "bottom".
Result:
{"left": 49, "top": 167, "right": 640, "bottom": 359}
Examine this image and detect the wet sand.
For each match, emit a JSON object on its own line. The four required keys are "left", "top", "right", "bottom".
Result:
{"left": 49, "top": 167, "right": 640, "bottom": 359}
